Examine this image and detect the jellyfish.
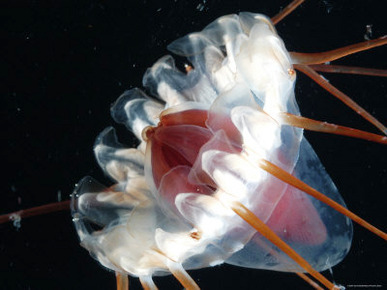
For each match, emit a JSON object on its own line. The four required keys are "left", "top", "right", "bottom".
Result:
{"left": 71, "top": 2, "right": 387, "bottom": 289}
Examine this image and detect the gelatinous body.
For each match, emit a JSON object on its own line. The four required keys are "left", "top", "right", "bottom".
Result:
{"left": 72, "top": 12, "right": 355, "bottom": 287}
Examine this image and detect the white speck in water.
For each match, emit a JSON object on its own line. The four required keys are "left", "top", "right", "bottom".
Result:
{"left": 57, "top": 190, "right": 62, "bottom": 201}
{"left": 322, "top": 0, "right": 333, "bottom": 14}
{"left": 196, "top": 3, "right": 204, "bottom": 11}
{"left": 321, "top": 75, "right": 329, "bottom": 82}
{"left": 10, "top": 214, "right": 22, "bottom": 230}
{"left": 364, "top": 24, "right": 373, "bottom": 40}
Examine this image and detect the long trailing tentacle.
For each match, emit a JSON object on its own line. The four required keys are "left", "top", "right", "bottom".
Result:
{"left": 139, "top": 275, "right": 158, "bottom": 290}
{"left": 308, "top": 64, "right": 387, "bottom": 77}
{"left": 290, "top": 37, "right": 387, "bottom": 65}
{"left": 278, "top": 113, "right": 387, "bottom": 144}
{"left": 271, "top": 0, "right": 305, "bottom": 25}
{"left": 167, "top": 260, "right": 200, "bottom": 290}
{"left": 0, "top": 200, "right": 70, "bottom": 225}
{"left": 116, "top": 272, "right": 129, "bottom": 290}
{"left": 294, "top": 64, "right": 387, "bottom": 135}
{"left": 296, "top": 273, "right": 324, "bottom": 290}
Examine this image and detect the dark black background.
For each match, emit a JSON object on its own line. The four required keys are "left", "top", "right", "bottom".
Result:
{"left": 1, "top": 0, "right": 386, "bottom": 289}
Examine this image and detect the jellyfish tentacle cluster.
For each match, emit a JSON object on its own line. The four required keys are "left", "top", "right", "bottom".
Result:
{"left": 72, "top": 12, "right": 352, "bottom": 286}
